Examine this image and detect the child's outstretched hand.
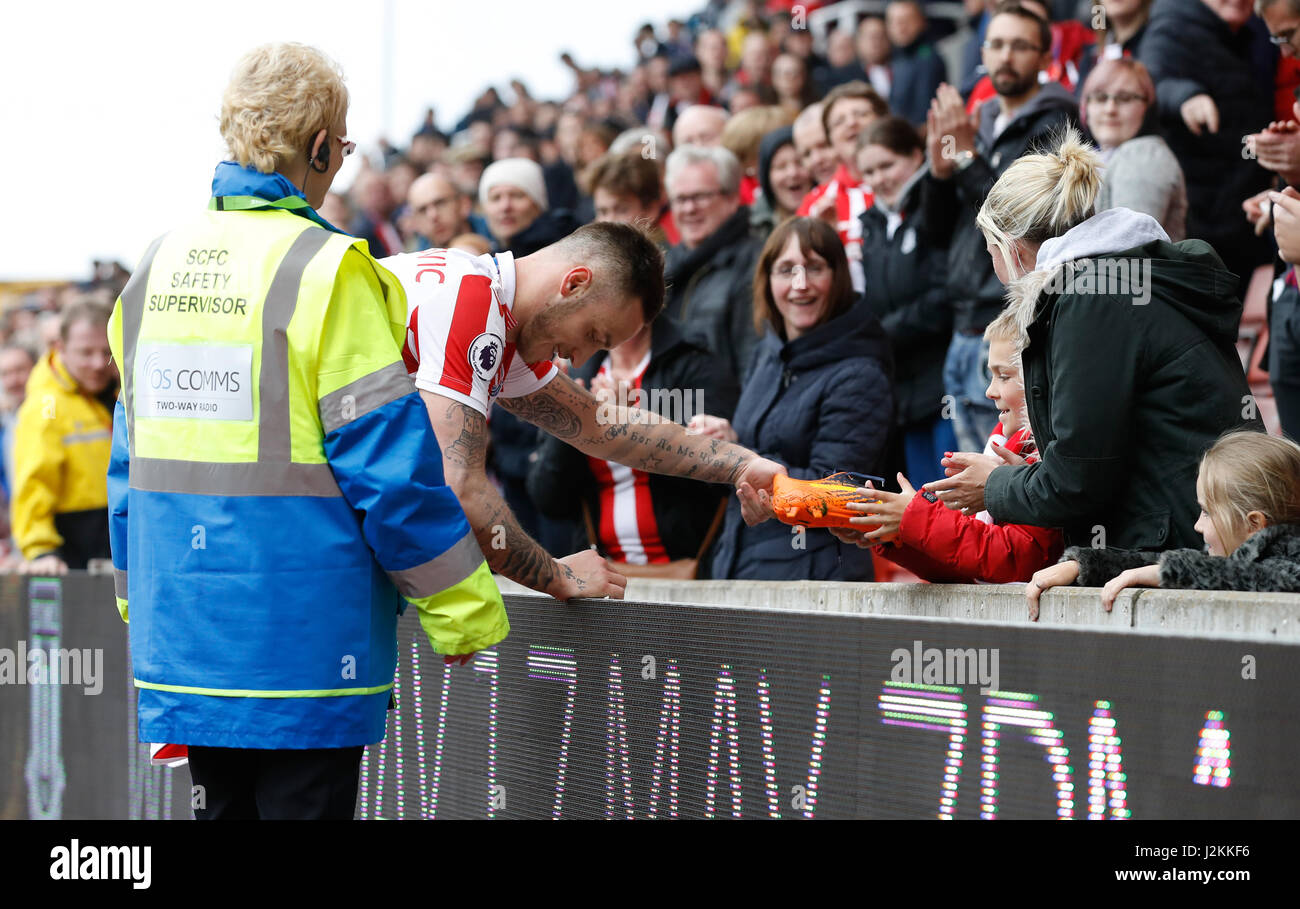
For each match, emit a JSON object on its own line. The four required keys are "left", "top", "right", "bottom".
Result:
{"left": 846, "top": 473, "right": 915, "bottom": 543}
{"left": 1026, "top": 561, "right": 1080, "bottom": 621}
{"left": 1100, "top": 565, "right": 1160, "bottom": 612}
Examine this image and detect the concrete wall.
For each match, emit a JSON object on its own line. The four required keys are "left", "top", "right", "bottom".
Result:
{"left": 495, "top": 577, "right": 1300, "bottom": 643}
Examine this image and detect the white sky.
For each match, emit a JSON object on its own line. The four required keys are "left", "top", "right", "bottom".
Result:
{"left": 1, "top": 0, "right": 699, "bottom": 281}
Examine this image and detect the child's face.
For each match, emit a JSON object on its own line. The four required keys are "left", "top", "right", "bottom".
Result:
{"left": 1194, "top": 472, "right": 1231, "bottom": 556}
{"left": 985, "top": 338, "right": 1025, "bottom": 435}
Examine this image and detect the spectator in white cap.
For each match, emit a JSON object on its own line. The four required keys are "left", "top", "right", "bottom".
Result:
{"left": 479, "top": 157, "right": 580, "bottom": 258}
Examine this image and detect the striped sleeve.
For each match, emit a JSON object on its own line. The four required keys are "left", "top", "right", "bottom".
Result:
{"left": 386, "top": 251, "right": 503, "bottom": 418}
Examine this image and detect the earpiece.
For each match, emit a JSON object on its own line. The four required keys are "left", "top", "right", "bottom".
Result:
{"left": 309, "top": 139, "right": 330, "bottom": 173}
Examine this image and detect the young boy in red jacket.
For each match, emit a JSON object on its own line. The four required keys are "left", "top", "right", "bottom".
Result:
{"left": 831, "top": 310, "right": 1063, "bottom": 582}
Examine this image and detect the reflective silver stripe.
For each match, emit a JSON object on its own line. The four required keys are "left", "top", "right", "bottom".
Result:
{"left": 259, "top": 228, "right": 332, "bottom": 462}
{"left": 388, "top": 531, "right": 484, "bottom": 599}
{"left": 62, "top": 429, "right": 112, "bottom": 445}
{"left": 114, "top": 568, "right": 128, "bottom": 600}
{"left": 319, "top": 361, "right": 416, "bottom": 435}
{"left": 119, "top": 233, "right": 168, "bottom": 453}
{"left": 131, "top": 458, "right": 342, "bottom": 497}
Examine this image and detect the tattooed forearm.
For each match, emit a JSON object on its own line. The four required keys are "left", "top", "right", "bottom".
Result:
{"left": 587, "top": 411, "right": 751, "bottom": 483}
{"left": 421, "top": 390, "right": 561, "bottom": 594}
{"left": 507, "top": 373, "right": 755, "bottom": 484}
{"left": 471, "top": 491, "right": 559, "bottom": 593}
{"left": 440, "top": 400, "right": 489, "bottom": 468}
{"left": 498, "top": 381, "right": 583, "bottom": 439}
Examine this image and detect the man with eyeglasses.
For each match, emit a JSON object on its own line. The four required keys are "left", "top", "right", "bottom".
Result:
{"left": 1262, "top": 0, "right": 1300, "bottom": 55}
{"left": 1251, "top": 0, "right": 1300, "bottom": 190}
{"left": 407, "top": 172, "right": 480, "bottom": 250}
{"left": 662, "top": 144, "right": 764, "bottom": 384}
{"left": 920, "top": 1, "right": 1078, "bottom": 454}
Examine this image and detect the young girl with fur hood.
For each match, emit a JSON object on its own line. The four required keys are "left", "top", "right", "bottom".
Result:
{"left": 1027, "top": 431, "right": 1300, "bottom": 618}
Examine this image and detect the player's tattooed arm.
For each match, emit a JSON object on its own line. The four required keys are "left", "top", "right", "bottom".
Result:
{"left": 499, "top": 372, "right": 752, "bottom": 483}
{"left": 420, "top": 391, "right": 561, "bottom": 594}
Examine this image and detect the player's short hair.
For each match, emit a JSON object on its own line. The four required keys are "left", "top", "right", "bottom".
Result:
{"left": 554, "top": 221, "right": 665, "bottom": 323}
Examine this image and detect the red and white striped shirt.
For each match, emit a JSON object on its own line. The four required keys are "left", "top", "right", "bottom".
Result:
{"left": 382, "top": 248, "right": 557, "bottom": 417}
{"left": 796, "top": 163, "right": 874, "bottom": 294}
{"left": 585, "top": 352, "right": 669, "bottom": 565}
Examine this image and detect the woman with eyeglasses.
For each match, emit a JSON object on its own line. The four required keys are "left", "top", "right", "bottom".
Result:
{"left": 692, "top": 217, "right": 895, "bottom": 581}
{"left": 1080, "top": 57, "right": 1188, "bottom": 241}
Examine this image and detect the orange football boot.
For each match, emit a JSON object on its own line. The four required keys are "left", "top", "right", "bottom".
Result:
{"left": 770, "top": 472, "right": 885, "bottom": 529}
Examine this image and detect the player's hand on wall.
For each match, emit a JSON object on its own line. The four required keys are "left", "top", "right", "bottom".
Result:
{"left": 548, "top": 549, "right": 627, "bottom": 601}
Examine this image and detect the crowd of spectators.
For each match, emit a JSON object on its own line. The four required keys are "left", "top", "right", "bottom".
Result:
{"left": 11, "top": 0, "right": 1300, "bottom": 600}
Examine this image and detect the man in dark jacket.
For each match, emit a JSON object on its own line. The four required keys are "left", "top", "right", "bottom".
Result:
{"left": 662, "top": 145, "right": 764, "bottom": 383}
{"left": 526, "top": 317, "right": 740, "bottom": 562}
{"left": 921, "top": 2, "right": 1079, "bottom": 453}
{"left": 1138, "top": 0, "right": 1277, "bottom": 295}
{"left": 940, "top": 212, "right": 1265, "bottom": 551}
{"left": 887, "top": 0, "right": 948, "bottom": 125}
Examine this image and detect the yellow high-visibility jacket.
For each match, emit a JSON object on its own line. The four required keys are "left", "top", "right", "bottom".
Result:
{"left": 108, "top": 190, "right": 508, "bottom": 749}
{"left": 11, "top": 351, "right": 113, "bottom": 564}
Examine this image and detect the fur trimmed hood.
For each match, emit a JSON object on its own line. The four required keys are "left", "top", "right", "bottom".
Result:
{"left": 1002, "top": 208, "right": 1170, "bottom": 344}
{"left": 1063, "top": 522, "right": 1300, "bottom": 592}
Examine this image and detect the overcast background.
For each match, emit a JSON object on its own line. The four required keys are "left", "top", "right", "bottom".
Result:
{"left": 1, "top": 0, "right": 700, "bottom": 280}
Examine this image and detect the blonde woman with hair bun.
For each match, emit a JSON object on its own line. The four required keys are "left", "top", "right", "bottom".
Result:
{"left": 925, "top": 128, "right": 1264, "bottom": 562}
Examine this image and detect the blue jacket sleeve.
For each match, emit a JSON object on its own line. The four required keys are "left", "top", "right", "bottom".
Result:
{"left": 107, "top": 399, "right": 129, "bottom": 621}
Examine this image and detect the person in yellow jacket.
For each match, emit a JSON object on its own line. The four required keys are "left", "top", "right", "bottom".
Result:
{"left": 12, "top": 301, "right": 116, "bottom": 573}
{"left": 108, "top": 42, "right": 507, "bottom": 819}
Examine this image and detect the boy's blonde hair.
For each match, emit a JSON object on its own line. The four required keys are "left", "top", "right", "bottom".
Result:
{"left": 983, "top": 305, "right": 1027, "bottom": 352}
{"left": 220, "top": 43, "right": 349, "bottom": 175}
{"left": 983, "top": 307, "right": 1033, "bottom": 442}
{"left": 976, "top": 127, "right": 1103, "bottom": 279}
{"left": 1200, "top": 431, "right": 1300, "bottom": 551}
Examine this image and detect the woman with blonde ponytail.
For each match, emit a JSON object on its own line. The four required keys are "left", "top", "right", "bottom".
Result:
{"left": 926, "top": 128, "right": 1264, "bottom": 556}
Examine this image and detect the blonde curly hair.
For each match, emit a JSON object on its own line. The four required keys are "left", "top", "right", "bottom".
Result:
{"left": 220, "top": 43, "right": 349, "bottom": 174}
